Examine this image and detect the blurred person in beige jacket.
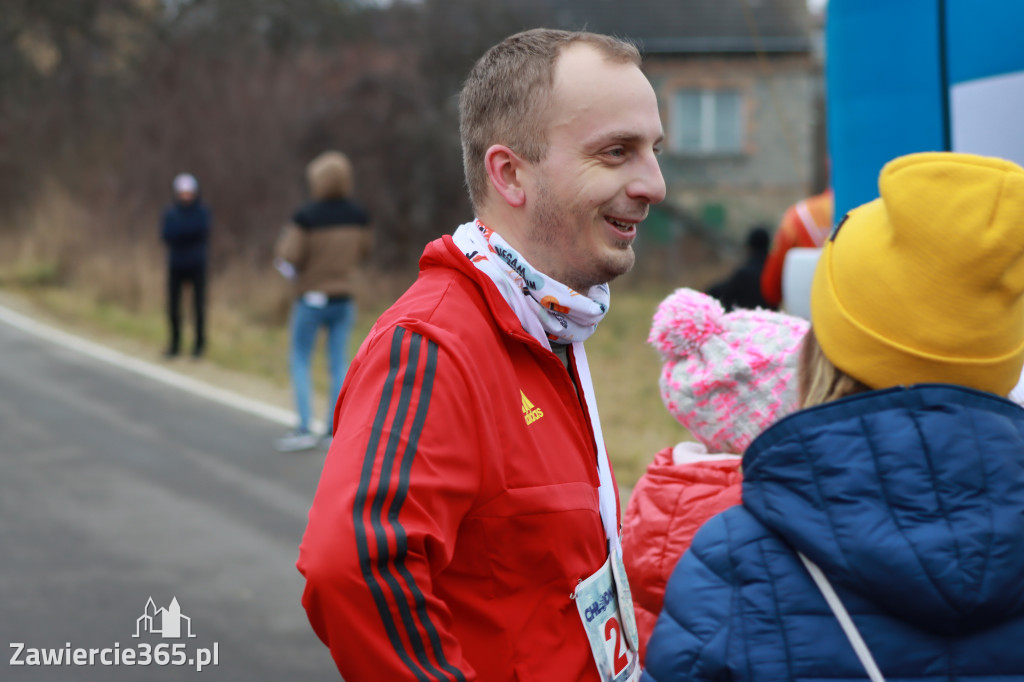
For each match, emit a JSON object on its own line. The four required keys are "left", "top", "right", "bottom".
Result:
{"left": 274, "top": 151, "right": 372, "bottom": 451}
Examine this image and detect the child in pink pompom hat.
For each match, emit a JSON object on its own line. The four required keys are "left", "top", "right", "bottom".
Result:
{"left": 622, "top": 287, "right": 808, "bottom": 663}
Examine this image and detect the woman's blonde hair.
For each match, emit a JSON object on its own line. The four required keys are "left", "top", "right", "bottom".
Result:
{"left": 798, "top": 328, "right": 871, "bottom": 408}
{"left": 306, "top": 151, "right": 353, "bottom": 200}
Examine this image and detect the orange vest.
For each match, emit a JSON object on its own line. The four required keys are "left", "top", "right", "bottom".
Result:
{"left": 760, "top": 189, "right": 834, "bottom": 308}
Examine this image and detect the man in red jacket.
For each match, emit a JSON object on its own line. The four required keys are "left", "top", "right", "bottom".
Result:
{"left": 297, "top": 28, "right": 665, "bottom": 681}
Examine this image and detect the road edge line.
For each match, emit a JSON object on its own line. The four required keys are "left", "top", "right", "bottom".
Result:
{"left": 0, "top": 302, "right": 324, "bottom": 432}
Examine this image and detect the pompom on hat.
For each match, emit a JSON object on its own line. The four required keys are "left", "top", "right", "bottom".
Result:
{"left": 811, "top": 152, "right": 1024, "bottom": 396}
{"left": 649, "top": 288, "right": 809, "bottom": 453}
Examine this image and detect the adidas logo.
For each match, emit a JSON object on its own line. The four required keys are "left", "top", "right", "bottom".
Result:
{"left": 521, "top": 390, "right": 544, "bottom": 426}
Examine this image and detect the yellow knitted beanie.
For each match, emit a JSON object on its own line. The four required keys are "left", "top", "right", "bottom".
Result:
{"left": 811, "top": 152, "right": 1024, "bottom": 395}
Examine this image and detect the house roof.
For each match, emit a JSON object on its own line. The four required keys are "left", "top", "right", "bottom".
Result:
{"left": 521, "top": 0, "right": 813, "bottom": 54}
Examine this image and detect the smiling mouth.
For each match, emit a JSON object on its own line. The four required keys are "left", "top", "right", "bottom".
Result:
{"left": 606, "top": 216, "right": 638, "bottom": 234}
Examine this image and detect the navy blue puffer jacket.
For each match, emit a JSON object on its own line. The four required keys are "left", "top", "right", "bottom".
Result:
{"left": 643, "top": 384, "right": 1024, "bottom": 681}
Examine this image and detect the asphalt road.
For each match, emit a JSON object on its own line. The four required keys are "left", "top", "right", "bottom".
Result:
{"left": 0, "top": 308, "right": 342, "bottom": 680}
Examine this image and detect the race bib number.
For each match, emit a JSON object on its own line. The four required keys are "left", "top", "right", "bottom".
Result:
{"left": 610, "top": 544, "right": 639, "bottom": 653}
{"left": 574, "top": 556, "right": 639, "bottom": 682}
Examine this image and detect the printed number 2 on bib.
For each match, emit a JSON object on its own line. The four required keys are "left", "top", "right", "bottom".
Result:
{"left": 574, "top": 557, "right": 639, "bottom": 681}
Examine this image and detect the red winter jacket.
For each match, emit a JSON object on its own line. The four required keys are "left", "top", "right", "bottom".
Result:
{"left": 298, "top": 235, "right": 617, "bottom": 681}
{"left": 620, "top": 443, "right": 742, "bottom": 663}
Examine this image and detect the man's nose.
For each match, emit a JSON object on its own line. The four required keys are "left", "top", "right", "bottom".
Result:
{"left": 629, "top": 154, "right": 667, "bottom": 205}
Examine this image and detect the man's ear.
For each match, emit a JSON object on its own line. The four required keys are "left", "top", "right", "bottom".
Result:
{"left": 484, "top": 144, "right": 526, "bottom": 208}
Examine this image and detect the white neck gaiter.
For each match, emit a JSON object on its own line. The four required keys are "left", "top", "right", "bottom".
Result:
{"left": 452, "top": 220, "right": 610, "bottom": 346}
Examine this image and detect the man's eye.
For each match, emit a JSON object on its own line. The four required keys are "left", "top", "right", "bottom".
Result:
{"left": 605, "top": 148, "right": 626, "bottom": 158}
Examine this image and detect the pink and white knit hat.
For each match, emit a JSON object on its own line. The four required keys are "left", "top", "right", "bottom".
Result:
{"left": 649, "top": 288, "right": 809, "bottom": 454}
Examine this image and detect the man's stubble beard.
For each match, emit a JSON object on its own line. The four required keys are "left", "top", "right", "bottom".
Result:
{"left": 529, "top": 185, "right": 635, "bottom": 293}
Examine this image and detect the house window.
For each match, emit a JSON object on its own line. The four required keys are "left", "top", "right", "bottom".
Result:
{"left": 671, "top": 89, "right": 744, "bottom": 155}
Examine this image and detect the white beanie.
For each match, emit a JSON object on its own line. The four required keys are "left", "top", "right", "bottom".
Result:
{"left": 173, "top": 173, "right": 198, "bottom": 195}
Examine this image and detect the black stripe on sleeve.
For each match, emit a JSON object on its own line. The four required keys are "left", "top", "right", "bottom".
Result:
{"left": 390, "top": 340, "right": 468, "bottom": 682}
{"left": 352, "top": 328, "right": 431, "bottom": 682}
{"left": 354, "top": 329, "right": 464, "bottom": 681}
{"left": 369, "top": 332, "right": 451, "bottom": 681}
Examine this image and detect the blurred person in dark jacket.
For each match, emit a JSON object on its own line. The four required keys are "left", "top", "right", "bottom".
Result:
{"left": 161, "top": 172, "right": 210, "bottom": 358}
{"left": 706, "top": 224, "right": 772, "bottom": 311}
{"left": 273, "top": 151, "right": 372, "bottom": 452}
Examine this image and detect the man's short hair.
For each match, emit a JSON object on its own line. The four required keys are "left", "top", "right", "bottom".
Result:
{"left": 458, "top": 28, "right": 642, "bottom": 211}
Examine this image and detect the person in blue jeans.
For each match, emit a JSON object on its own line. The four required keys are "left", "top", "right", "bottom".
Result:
{"left": 274, "top": 151, "right": 372, "bottom": 451}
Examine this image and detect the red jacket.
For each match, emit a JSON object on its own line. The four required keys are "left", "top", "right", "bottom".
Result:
{"left": 298, "top": 235, "right": 617, "bottom": 681}
{"left": 620, "top": 443, "right": 742, "bottom": 663}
